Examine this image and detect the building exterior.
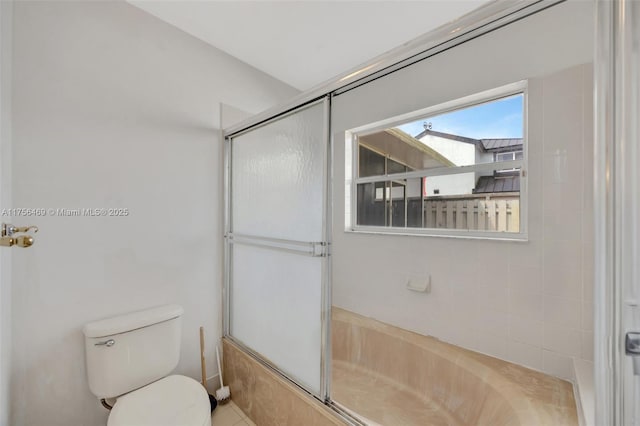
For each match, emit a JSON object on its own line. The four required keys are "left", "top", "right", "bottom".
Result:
{"left": 357, "top": 126, "right": 523, "bottom": 231}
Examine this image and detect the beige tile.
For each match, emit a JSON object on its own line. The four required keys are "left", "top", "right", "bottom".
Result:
{"left": 542, "top": 66, "right": 583, "bottom": 154}
{"left": 542, "top": 146, "right": 583, "bottom": 183}
{"left": 211, "top": 403, "right": 243, "bottom": 426}
{"left": 228, "top": 401, "right": 240, "bottom": 412}
{"left": 527, "top": 79, "right": 544, "bottom": 159}
{"left": 476, "top": 262, "right": 510, "bottom": 288}
{"left": 543, "top": 263, "right": 582, "bottom": 299}
{"left": 581, "top": 331, "right": 594, "bottom": 362}
{"left": 332, "top": 307, "right": 577, "bottom": 426}
{"left": 230, "top": 401, "right": 249, "bottom": 420}
{"left": 475, "top": 332, "right": 508, "bottom": 360}
{"left": 223, "top": 308, "right": 578, "bottom": 426}
{"left": 543, "top": 180, "right": 582, "bottom": 216}
{"left": 543, "top": 323, "right": 581, "bottom": 357}
{"left": 543, "top": 350, "right": 575, "bottom": 381}
{"left": 582, "top": 246, "right": 595, "bottom": 301}
{"left": 507, "top": 339, "right": 543, "bottom": 371}
{"left": 582, "top": 301, "right": 594, "bottom": 332}
{"left": 544, "top": 211, "right": 583, "bottom": 243}
{"left": 543, "top": 239, "right": 582, "bottom": 270}
{"left": 476, "top": 284, "right": 509, "bottom": 312}
{"left": 474, "top": 310, "right": 508, "bottom": 338}
{"left": 224, "top": 339, "right": 344, "bottom": 426}
{"left": 544, "top": 295, "right": 581, "bottom": 329}
{"left": 508, "top": 265, "right": 542, "bottom": 295}
{"left": 508, "top": 314, "right": 544, "bottom": 346}
{"left": 508, "top": 290, "right": 543, "bottom": 321}
{"left": 582, "top": 197, "right": 594, "bottom": 245}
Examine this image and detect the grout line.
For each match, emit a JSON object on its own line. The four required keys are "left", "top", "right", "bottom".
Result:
{"left": 231, "top": 402, "right": 249, "bottom": 419}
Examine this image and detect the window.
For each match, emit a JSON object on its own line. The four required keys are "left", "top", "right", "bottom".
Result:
{"left": 346, "top": 82, "right": 527, "bottom": 239}
{"left": 496, "top": 151, "right": 523, "bottom": 162}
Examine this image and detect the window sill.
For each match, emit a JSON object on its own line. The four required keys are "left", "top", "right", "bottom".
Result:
{"left": 346, "top": 226, "right": 529, "bottom": 242}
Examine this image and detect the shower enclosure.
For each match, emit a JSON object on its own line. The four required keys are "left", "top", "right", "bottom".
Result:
{"left": 223, "top": 98, "right": 332, "bottom": 399}
{"left": 222, "top": 1, "right": 636, "bottom": 425}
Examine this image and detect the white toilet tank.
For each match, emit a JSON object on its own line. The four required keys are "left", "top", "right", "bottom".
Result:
{"left": 83, "top": 305, "right": 184, "bottom": 399}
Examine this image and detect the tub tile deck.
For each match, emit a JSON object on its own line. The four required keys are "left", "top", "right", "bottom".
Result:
{"left": 223, "top": 338, "right": 346, "bottom": 426}
{"left": 332, "top": 307, "right": 578, "bottom": 426}
{"left": 211, "top": 400, "right": 256, "bottom": 426}
{"left": 334, "top": 361, "right": 463, "bottom": 426}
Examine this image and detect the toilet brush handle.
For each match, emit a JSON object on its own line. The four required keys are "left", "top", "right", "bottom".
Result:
{"left": 216, "top": 345, "right": 224, "bottom": 388}
{"left": 199, "top": 327, "right": 207, "bottom": 388}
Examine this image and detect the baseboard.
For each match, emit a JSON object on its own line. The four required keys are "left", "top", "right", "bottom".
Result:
{"left": 204, "top": 373, "right": 220, "bottom": 394}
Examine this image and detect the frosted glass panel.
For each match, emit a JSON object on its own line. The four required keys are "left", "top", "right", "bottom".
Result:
{"left": 231, "top": 102, "right": 325, "bottom": 241}
{"left": 230, "top": 243, "right": 322, "bottom": 394}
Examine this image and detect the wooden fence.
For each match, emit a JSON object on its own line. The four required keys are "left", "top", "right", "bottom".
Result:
{"left": 424, "top": 197, "right": 519, "bottom": 232}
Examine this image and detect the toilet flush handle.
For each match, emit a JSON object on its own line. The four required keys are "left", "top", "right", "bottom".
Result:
{"left": 94, "top": 339, "right": 115, "bottom": 347}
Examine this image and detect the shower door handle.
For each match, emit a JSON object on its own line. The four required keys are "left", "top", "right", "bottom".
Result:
{"left": 627, "top": 332, "right": 640, "bottom": 354}
{"left": 625, "top": 332, "right": 640, "bottom": 375}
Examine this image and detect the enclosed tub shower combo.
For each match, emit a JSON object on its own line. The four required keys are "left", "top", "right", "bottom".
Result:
{"left": 219, "top": 1, "right": 613, "bottom": 425}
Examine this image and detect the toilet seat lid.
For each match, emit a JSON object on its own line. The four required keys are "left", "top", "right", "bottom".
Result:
{"left": 108, "top": 375, "right": 210, "bottom": 426}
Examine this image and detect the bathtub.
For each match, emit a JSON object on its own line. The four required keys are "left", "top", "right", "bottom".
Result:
{"left": 332, "top": 308, "right": 577, "bottom": 426}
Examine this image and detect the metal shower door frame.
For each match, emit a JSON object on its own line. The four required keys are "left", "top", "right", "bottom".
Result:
{"left": 594, "top": 1, "right": 640, "bottom": 425}
{"left": 222, "top": 96, "right": 333, "bottom": 402}
{"left": 220, "top": 1, "right": 579, "bottom": 423}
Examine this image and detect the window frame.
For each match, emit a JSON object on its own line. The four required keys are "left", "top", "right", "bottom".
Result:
{"left": 495, "top": 151, "right": 524, "bottom": 162}
{"left": 345, "top": 80, "right": 528, "bottom": 241}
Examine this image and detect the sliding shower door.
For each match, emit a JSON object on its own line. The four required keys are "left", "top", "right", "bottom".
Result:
{"left": 224, "top": 98, "right": 331, "bottom": 398}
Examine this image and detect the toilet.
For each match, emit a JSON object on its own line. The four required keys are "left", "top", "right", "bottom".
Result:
{"left": 83, "top": 305, "right": 212, "bottom": 426}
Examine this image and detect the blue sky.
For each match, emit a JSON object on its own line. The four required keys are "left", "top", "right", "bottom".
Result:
{"left": 397, "top": 94, "right": 523, "bottom": 140}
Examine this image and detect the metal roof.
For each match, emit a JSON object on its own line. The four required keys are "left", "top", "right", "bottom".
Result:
{"left": 414, "top": 129, "right": 482, "bottom": 146}
{"left": 480, "top": 138, "right": 523, "bottom": 151}
{"left": 474, "top": 175, "right": 520, "bottom": 193}
{"left": 415, "top": 129, "right": 523, "bottom": 153}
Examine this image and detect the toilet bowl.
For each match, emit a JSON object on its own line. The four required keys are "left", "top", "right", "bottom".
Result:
{"left": 108, "top": 375, "right": 211, "bottom": 426}
{"left": 83, "top": 305, "right": 212, "bottom": 426}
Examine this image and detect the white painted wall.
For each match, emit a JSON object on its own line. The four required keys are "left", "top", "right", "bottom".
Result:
{"left": 419, "top": 134, "right": 476, "bottom": 167}
{"left": 127, "top": 0, "right": 490, "bottom": 91}
{"left": 0, "top": 2, "right": 12, "bottom": 425}
{"left": 9, "top": 2, "right": 297, "bottom": 425}
{"left": 424, "top": 173, "right": 475, "bottom": 197}
{"left": 333, "top": 0, "right": 594, "bottom": 381}
{"left": 419, "top": 134, "right": 477, "bottom": 196}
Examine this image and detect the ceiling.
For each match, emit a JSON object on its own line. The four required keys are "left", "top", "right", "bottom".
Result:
{"left": 129, "top": 1, "right": 490, "bottom": 91}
